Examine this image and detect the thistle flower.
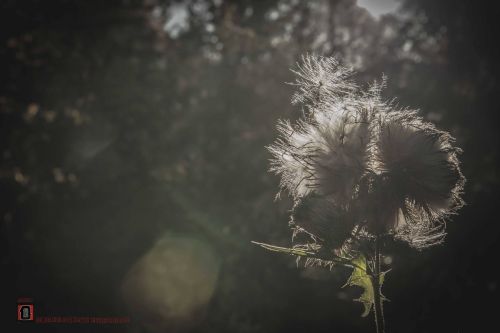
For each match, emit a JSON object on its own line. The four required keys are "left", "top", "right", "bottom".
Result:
{"left": 257, "top": 55, "right": 466, "bottom": 332}
{"left": 290, "top": 55, "right": 357, "bottom": 110}
{"left": 373, "top": 111, "right": 465, "bottom": 248}
{"left": 269, "top": 108, "right": 370, "bottom": 205}
{"left": 268, "top": 54, "right": 465, "bottom": 251}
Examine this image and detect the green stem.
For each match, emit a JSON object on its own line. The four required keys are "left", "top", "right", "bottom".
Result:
{"left": 372, "top": 235, "right": 385, "bottom": 333}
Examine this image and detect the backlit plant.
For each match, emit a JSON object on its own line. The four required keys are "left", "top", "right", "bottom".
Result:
{"left": 254, "top": 55, "right": 465, "bottom": 333}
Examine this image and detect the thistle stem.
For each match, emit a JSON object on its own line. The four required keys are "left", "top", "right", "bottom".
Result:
{"left": 372, "top": 235, "right": 385, "bottom": 333}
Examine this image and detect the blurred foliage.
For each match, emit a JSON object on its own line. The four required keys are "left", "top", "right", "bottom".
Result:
{"left": 1, "top": 0, "right": 499, "bottom": 332}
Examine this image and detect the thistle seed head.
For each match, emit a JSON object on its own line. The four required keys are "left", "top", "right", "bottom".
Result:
{"left": 269, "top": 55, "right": 465, "bottom": 252}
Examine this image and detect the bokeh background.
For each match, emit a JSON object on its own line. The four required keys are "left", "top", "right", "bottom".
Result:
{"left": 1, "top": 1, "right": 499, "bottom": 332}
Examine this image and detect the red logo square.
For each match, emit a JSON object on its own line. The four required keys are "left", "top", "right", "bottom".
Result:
{"left": 17, "top": 304, "right": 34, "bottom": 321}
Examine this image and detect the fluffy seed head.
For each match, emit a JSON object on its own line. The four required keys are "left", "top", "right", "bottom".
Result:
{"left": 268, "top": 55, "right": 465, "bottom": 252}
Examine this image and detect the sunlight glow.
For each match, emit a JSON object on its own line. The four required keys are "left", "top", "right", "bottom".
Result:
{"left": 357, "top": 0, "right": 399, "bottom": 18}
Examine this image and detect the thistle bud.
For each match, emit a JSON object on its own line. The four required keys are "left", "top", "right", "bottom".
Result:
{"left": 291, "top": 195, "right": 355, "bottom": 249}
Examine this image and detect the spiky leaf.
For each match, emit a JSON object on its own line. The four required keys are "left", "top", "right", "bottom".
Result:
{"left": 343, "top": 255, "right": 388, "bottom": 317}
{"left": 251, "top": 241, "right": 315, "bottom": 257}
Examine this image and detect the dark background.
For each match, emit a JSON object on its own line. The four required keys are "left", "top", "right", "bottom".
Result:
{"left": 1, "top": 0, "right": 499, "bottom": 332}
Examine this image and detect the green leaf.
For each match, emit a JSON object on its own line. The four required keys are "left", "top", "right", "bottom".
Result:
{"left": 251, "top": 241, "right": 360, "bottom": 270}
{"left": 343, "top": 255, "right": 388, "bottom": 317}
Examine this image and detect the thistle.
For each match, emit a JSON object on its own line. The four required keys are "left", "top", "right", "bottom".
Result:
{"left": 254, "top": 55, "right": 465, "bottom": 333}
